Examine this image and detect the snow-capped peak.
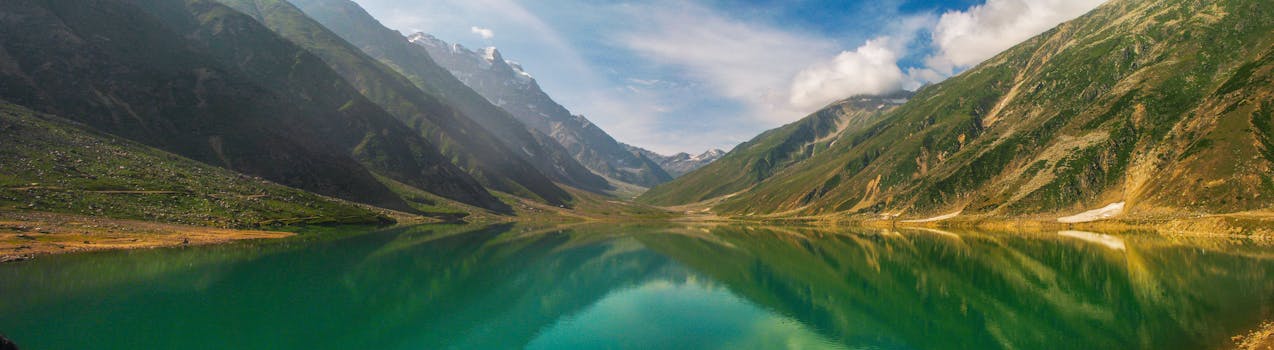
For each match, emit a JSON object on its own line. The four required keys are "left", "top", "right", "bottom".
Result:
{"left": 694, "top": 149, "right": 726, "bottom": 161}
{"left": 406, "top": 33, "right": 447, "bottom": 50}
{"left": 507, "top": 61, "right": 534, "bottom": 84}
{"left": 480, "top": 47, "right": 502, "bottom": 63}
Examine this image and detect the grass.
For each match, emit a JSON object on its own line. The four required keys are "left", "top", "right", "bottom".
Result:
{"left": 0, "top": 102, "right": 388, "bottom": 228}
{"left": 0, "top": 211, "right": 293, "bottom": 262}
{"left": 646, "top": 0, "right": 1274, "bottom": 219}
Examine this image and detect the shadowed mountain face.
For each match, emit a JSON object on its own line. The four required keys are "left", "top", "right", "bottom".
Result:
{"left": 640, "top": 92, "right": 910, "bottom": 206}
{"left": 647, "top": 0, "right": 1274, "bottom": 218}
{"left": 208, "top": 0, "right": 594, "bottom": 206}
{"left": 0, "top": 102, "right": 385, "bottom": 227}
{"left": 409, "top": 34, "right": 675, "bottom": 188}
{"left": 281, "top": 0, "right": 612, "bottom": 196}
{"left": 0, "top": 0, "right": 505, "bottom": 212}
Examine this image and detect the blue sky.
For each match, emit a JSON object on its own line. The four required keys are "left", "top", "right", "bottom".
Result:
{"left": 350, "top": 0, "right": 1106, "bottom": 154}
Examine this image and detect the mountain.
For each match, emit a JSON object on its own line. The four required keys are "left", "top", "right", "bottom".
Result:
{"left": 279, "top": 0, "right": 611, "bottom": 197}
{"left": 646, "top": 0, "right": 1274, "bottom": 218}
{"left": 208, "top": 0, "right": 599, "bottom": 207}
{"left": 0, "top": 102, "right": 387, "bottom": 227}
{"left": 409, "top": 34, "right": 675, "bottom": 188}
{"left": 624, "top": 146, "right": 726, "bottom": 178}
{"left": 0, "top": 0, "right": 505, "bottom": 213}
{"left": 640, "top": 92, "right": 909, "bottom": 206}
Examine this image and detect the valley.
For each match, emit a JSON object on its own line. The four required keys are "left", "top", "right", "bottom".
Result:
{"left": 1, "top": 0, "right": 1273, "bottom": 348}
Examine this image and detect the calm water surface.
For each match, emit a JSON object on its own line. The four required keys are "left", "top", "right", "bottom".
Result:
{"left": 1, "top": 224, "right": 1272, "bottom": 349}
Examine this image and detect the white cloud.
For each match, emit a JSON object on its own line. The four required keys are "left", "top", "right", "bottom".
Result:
{"left": 470, "top": 26, "right": 494, "bottom": 39}
{"left": 341, "top": 0, "right": 1107, "bottom": 154}
{"left": 904, "top": 67, "right": 947, "bottom": 89}
{"left": 788, "top": 39, "right": 906, "bottom": 111}
{"left": 789, "top": 0, "right": 1107, "bottom": 109}
{"left": 618, "top": 2, "right": 837, "bottom": 124}
{"left": 926, "top": 0, "right": 1107, "bottom": 74}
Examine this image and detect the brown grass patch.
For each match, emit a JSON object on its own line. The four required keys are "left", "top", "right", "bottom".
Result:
{"left": 0, "top": 211, "right": 291, "bottom": 262}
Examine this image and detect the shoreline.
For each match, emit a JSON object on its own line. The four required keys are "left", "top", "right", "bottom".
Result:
{"left": 0, "top": 211, "right": 293, "bottom": 263}
{"left": 1232, "top": 321, "right": 1274, "bottom": 350}
{"left": 7, "top": 208, "right": 1274, "bottom": 263}
{"left": 857, "top": 214, "right": 1274, "bottom": 239}
{"left": 681, "top": 211, "right": 1274, "bottom": 239}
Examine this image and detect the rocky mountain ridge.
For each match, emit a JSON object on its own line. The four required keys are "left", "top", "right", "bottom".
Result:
{"left": 624, "top": 146, "right": 727, "bottom": 178}
{"left": 409, "top": 33, "right": 676, "bottom": 188}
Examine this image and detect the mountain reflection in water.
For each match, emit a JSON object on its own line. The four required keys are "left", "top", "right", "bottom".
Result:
{"left": 1, "top": 223, "right": 1271, "bottom": 350}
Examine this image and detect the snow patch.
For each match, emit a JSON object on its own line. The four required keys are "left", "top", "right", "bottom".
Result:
{"left": 1057, "top": 202, "right": 1124, "bottom": 223}
{"left": 908, "top": 227, "right": 962, "bottom": 239}
{"left": 1058, "top": 230, "right": 1126, "bottom": 250}
{"left": 901, "top": 211, "right": 962, "bottom": 223}
{"left": 508, "top": 61, "right": 534, "bottom": 85}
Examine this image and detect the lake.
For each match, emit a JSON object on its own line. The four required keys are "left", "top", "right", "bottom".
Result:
{"left": 1, "top": 223, "right": 1272, "bottom": 349}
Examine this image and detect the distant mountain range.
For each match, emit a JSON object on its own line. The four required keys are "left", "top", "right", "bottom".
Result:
{"left": 624, "top": 146, "right": 726, "bottom": 178}
{"left": 408, "top": 33, "right": 676, "bottom": 188}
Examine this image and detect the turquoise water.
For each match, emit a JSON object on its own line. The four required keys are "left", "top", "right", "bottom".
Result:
{"left": 1, "top": 224, "right": 1272, "bottom": 349}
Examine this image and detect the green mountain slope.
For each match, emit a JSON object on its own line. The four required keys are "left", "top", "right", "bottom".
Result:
{"left": 0, "top": 0, "right": 505, "bottom": 212}
{"left": 0, "top": 102, "right": 385, "bottom": 227}
{"left": 246, "top": 0, "right": 612, "bottom": 197}
{"left": 640, "top": 92, "right": 909, "bottom": 206}
{"left": 208, "top": 0, "right": 596, "bottom": 204}
{"left": 660, "top": 0, "right": 1274, "bottom": 218}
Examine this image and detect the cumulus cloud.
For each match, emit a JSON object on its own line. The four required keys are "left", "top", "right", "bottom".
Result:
{"left": 470, "top": 26, "right": 494, "bottom": 39}
{"left": 789, "top": 0, "right": 1107, "bottom": 109}
{"left": 346, "top": 0, "right": 1107, "bottom": 153}
{"left": 788, "top": 39, "right": 906, "bottom": 110}
{"left": 926, "top": 0, "right": 1107, "bottom": 74}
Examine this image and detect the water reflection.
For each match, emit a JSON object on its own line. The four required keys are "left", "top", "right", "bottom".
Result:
{"left": 0, "top": 224, "right": 1271, "bottom": 349}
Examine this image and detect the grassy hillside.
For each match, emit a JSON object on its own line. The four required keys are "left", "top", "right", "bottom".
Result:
{"left": 0, "top": 102, "right": 385, "bottom": 227}
{"left": 640, "top": 92, "right": 909, "bottom": 206}
{"left": 0, "top": 0, "right": 505, "bottom": 213}
{"left": 677, "top": 0, "right": 1274, "bottom": 218}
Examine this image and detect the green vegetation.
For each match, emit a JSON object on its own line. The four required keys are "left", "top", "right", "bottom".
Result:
{"left": 647, "top": 0, "right": 1274, "bottom": 219}
{"left": 0, "top": 102, "right": 385, "bottom": 228}
{"left": 640, "top": 93, "right": 910, "bottom": 206}
{"left": 0, "top": 0, "right": 506, "bottom": 214}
